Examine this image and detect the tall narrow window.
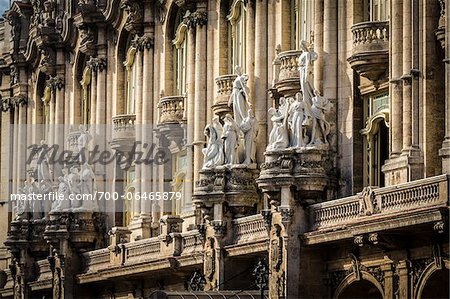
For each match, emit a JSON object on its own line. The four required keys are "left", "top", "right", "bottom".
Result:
{"left": 171, "top": 152, "right": 187, "bottom": 215}
{"left": 361, "top": 92, "right": 389, "bottom": 187}
{"left": 80, "top": 66, "right": 92, "bottom": 125}
{"left": 124, "top": 47, "right": 137, "bottom": 114}
{"left": 124, "top": 166, "right": 136, "bottom": 226}
{"left": 173, "top": 19, "right": 188, "bottom": 95}
{"left": 363, "top": 0, "right": 390, "bottom": 21}
{"left": 228, "top": 0, "right": 247, "bottom": 72}
{"left": 292, "top": 0, "right": 315, "bottom": 49}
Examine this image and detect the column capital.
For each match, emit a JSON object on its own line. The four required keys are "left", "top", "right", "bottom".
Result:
{"left": 183, "top": 10, "right": 207, "bottom": 29}
{"left": 132, "top": 34, "right": 154, "bottom": 51}
{"left": 46, "top": 76, "right": 65, "bottom": 91}
{"left": 87, "top": 57, "right": 107, "bottom": 72}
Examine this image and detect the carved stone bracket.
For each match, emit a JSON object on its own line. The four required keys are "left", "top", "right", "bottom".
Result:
{"left": 211, "top": 220, "right": 227, "bottom": 237}
{"left": 120, "top": 0, "right": 144, "bottom": 34}
{"left": 278, "top": 206, "right": 294, "bottom": 225}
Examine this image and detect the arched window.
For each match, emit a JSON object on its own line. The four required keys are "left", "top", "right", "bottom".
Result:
{"left": 80, "top": 66, "right": 92, "bottom": 125}
{"left": 292, "top": 0, "right": 315, "bottom": 49}
{"left": 173, "top": 15, "right": 188, "bottom": 95}
{"left": 228, "top": 0, "right": 246, "bottom": 72}
{"left": 171, "top": 153, "right": 187, "bottom": 215}
{"left": 363, "top": 0, "right": 390, "bottom": 21}
{"left": 124, "top": 46, "right": 138, "bottom": 114}
{"left": 361, "top": 91, "right": 389, "bottom": 187}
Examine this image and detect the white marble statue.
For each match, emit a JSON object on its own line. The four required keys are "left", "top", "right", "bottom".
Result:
{"left": 240, "top": 109, "right": 258, "bottom": 164}
{"left": 52, "top": 176, "right": 71, "bottom": 212}
{"left": 79, "top": 162, "right": 98, "bottom": 211}
{"left": 222, "top": 114, "right": 240, "bottom": 165}
{"left": 298, "top": 40, "right": 318, "bottom": 106}
{"left": 308, "top": 91, "right": 332, "bottom": 146}
{"left": 289, "top": 93, "right": 310, "bottom": 147}
{"left": 228, "top": 66, "right": 252, "bottom": 126}
{"left": 13, "top": 187, "right": 26, "bottom": 220}
{"left": 37, "top": 140, "right": 52, "bottom": 185}
{"left": 202, "top": 122, "right": 224, "bottom": 169}
{"left": 267, "top": 98, "right": 290, "bottom": 151}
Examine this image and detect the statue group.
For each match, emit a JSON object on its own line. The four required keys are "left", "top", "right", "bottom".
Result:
{"left": 202, "top": 41, "right": 332, "bottom": 168}
{"left": 202, "top": 66, "right": 258, "bottom": 169}
{"left": 267, "top": 41, "right": 332, "bottom": 151}
{"left": 14, "top": 125, "right": 98, "bottom": 220}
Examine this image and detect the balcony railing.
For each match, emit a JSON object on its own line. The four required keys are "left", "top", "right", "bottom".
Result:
{"left": 273, "top": 50, "right": 302, "bottom": 97}
{"left": 310, "top": 175, "right": 449, "bottom": 231}
{"left": 158, "top": 95, "right": 186, "bottom": 124}
{"left": 348, "top": 21, "right": 389, "bottom": 83}
{"left": 233, "top": 214, "right": 268, "bottom": 244}
{"left": 213, "top": 74, "right": 236, "bottom": 117}
{"left": 111, "top": 114, "right": 136, "bottom": 151}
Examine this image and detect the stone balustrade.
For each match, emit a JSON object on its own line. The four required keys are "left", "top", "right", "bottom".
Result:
{"left": 125, "top": 237, "right": 161, "bottom": 264}
{"left": 110, "top": 114, "right": 136, "bottom": 152}
{"left": 212, "top": 74, "right": 236, "bottom": 117}
{"left": 158, "top": 95, "right": 186, "bottom": 124}
{"left": 348, "top": 21, "right": 389, "bottom": 83}
{"left": 273, "top": 50, "right": 302, "bottom": 97}
{"left": 233, "top": 214, "right": 267, "bottom": 244}
{"left": 82, "top": 248, "right": 110, "bottom": 272}
{"left": 310, "top": 174, "right": 449, "bottom": 230}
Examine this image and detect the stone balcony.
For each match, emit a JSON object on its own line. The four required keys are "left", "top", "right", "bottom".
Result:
{"left": 273, "top": 50, "right": 302, "bottom": 98}
{"left": 305, "top": 174, "right": 449, "bottom": 245}
{"left": 347, "top": 21, "right": 389, "bottom": 84}
{"left": 110, "top": 113, "right": 136, "bottom": 152}
{"left": 158, "top": 95, "right": 186, "bottom": 125}
{"left": 212, "top": 74, "right": 236, "bottom": 117}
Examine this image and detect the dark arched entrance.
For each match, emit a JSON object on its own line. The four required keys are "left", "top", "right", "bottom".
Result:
{"left": 338, "top": 279, "right": 383, "bottom": 299}
{"left": 421, "top": 269, "right": 450, "bottom": 299}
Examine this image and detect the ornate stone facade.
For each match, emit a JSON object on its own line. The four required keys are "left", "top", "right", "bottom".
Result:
{"left": 0, "top": 0, "right": 448, "bottom": 298}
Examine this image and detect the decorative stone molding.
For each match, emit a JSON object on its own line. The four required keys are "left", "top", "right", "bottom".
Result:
{"left": 78, "top": 24, "right": 97, "bottom": 56}
{"left": 348, "top": 21, "right": 389, "bottom": 84}
{"left": 194, "top": 165, "right": 260, "bottom": 218}
{"left": 1, "top": 95, "right": 29, "bottom": 112}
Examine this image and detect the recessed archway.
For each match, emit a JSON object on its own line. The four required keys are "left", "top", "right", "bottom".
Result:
{"left": 420, "top": 268, "right": 449, "bottom": 299}
{"left": 338, "top": 279, "right": 383, "bottom": 299}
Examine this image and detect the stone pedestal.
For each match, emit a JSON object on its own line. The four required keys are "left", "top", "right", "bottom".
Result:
{"left": 257, "top": 147, "right": 334, "bottom": 299}
{"left": 128, "top": 216, "right": 152, "bottom": 241}
{"left": 194, "top": 165, "right": 260, "bottom": 291}
{"left": 382, "top": 151, "right": 424, "bottom": 186}
{"left": 44, "top": 211, "right": 105, "bottom": 299}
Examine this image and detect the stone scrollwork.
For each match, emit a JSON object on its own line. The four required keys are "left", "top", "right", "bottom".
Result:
{"left": 132, "top": 35, "right": 154, "bottom": 51}
{"left": 120, "top": 0, "right": 144, "bottom": 33}
{"left": 183, "top": 10, "right": 208, "bottom": 29}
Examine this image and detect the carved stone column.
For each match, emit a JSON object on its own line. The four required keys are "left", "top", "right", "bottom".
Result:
{"left": 440, "top": 0, "right": 450, "bottom": 173}
{"left": 48, "top": 73, "right": 65, "bottom": 180}
{"left": 397, "top": 260, "right": 411, "bottom": 299}
{"left": 254, "top": 0, "right": 268, "bottom": 164}
{"left": 191, "top": 7, "right": 208, "bottom": 184}
{"left": 140, "top": 34, "right": 155, "bottom": 232}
